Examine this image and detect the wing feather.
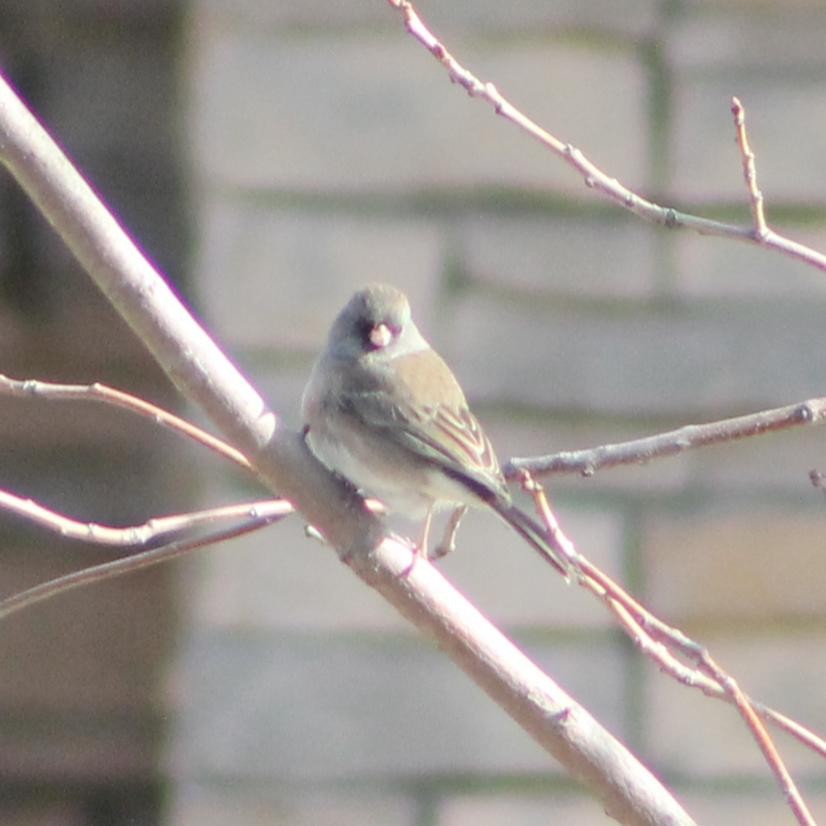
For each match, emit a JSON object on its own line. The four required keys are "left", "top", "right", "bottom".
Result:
{"left": 337, "top": 387, "right": 506, "bottom": 501}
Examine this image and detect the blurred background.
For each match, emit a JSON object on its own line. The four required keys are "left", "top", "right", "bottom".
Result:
{"left": 2, "top": 1, "right": 826, "bottom": 823}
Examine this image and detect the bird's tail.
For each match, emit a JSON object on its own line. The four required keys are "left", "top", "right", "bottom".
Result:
{"left": 489, "top": 499, "right": 572, "bottom": 579}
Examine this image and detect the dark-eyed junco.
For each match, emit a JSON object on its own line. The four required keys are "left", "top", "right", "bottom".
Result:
{"left": 301, "top": 283, "right": 570, "bottom": 576}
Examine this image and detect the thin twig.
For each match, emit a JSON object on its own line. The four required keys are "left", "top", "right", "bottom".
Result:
{"left": 0, "top": 505, "right": 290, "bottom": 620}
{"left": 757, "top": 704, "right": 826, "bottom": 761}
{"left": 696, "top": 652, "right": 815, "bottom": 826}
{"left": 386, "top": 0, "right": 826, "bottom": 273}
{"left": 731, "top": 96, "right": 768, "bottom": 240}
{"left": 0, "top": 489, "right": 291, "bottom": 546}
{"left": 506, "top": 398, "right": 826, "bottom": 479}
{"left": 0, "top": 375, "right": 251, "bottom": 470}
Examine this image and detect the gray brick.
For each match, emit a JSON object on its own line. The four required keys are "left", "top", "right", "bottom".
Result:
{"left": 237, "top": 364, "right": 312, "bottom": 432}
{"left": 191, "top": 0, "right": 387, "bottom": 29}
{"left": 679, "top": 791, "right": 826, "bottom": 826}
{"left": 168, "top": 786, "right": 417, "bottom": 826}
{"left": 439, "top": 793, "right": 611, "bottom": 826}
{"left": 459, "top": 215, "right": 659, "bottom": 299}
{"left": 413, "top": 0, "right": 660, "bottom": 37}
{"left": 444, "top": 292, "right": 826, "bottom": 417}
{"left": 642, "top": 508, "right": 826, "bottom": 625}
{"left": 645, "top": 632, "right": 826, "bottom": 777}
{"left": 189, "top": 28, "right": 650, "bottom": 195}
{"left": 669, "top": 76, "right": 826, "bottom": 203}
{"left": 195, "top": 202, "right": 444, "bottom": 351}
{"left": 672, "top": 226, "right": 826, "bottom": 300}
{"left": 688, "top": 0, "right": 823, "bottom": 6}
{"left": 667, "top": 12, "right": 826, "bottom": 72}
{"left": 168, "top": 634, "right": 628, "bottom": 782}
{"left": 193, "top": 0, "right": 660, "bottom": 37}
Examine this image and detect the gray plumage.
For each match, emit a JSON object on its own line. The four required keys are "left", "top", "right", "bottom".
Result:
{"left": 302, "top": 283, "right": 569, "bottom": 576}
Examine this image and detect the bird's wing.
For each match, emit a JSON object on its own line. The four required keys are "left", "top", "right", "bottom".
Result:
{"left": 337, "top": 349, "right": 507, "bottom": 501}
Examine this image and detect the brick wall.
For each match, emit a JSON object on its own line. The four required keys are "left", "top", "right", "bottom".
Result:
{"left": 170, "top": 1, "right": 826, "bottom": 824}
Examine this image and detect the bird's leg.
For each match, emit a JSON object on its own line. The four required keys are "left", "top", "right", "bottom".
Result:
{"left": 433, "top": 505, "right": 468, "bottom": 559}
{"left": 416, "top": 506, "right": 435, "bottom": 560}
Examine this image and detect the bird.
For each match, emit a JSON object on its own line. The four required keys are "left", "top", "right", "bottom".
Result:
{"left": 301, "top": 283, "right": 570, "bottom": 576}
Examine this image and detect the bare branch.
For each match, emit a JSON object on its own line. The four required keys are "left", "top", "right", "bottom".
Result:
{"left": 731, "top": 96, "right": 768, "bottom": 240}
{"left": 0, "top": 374, "right": 250, "bottom": 470}
{"left": 0, "top": 489, "right": 290, "bottom": 546}
{"left": 386, "top": 0, "right": 826, "bottom": 273}
{"left": 506, "top": 399, "right": 826, "bottom": 479}
{"left": 521, "top": 473, "right": 821, "bottom": 823}
{"left": 697, "top": 653, "right": 815, "bottom": 826}
{"left": 0, "top": 507, "right": 289, "bottom": 620}
{"left": 757, "top": 705, "right": 826, "bottom": 762}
